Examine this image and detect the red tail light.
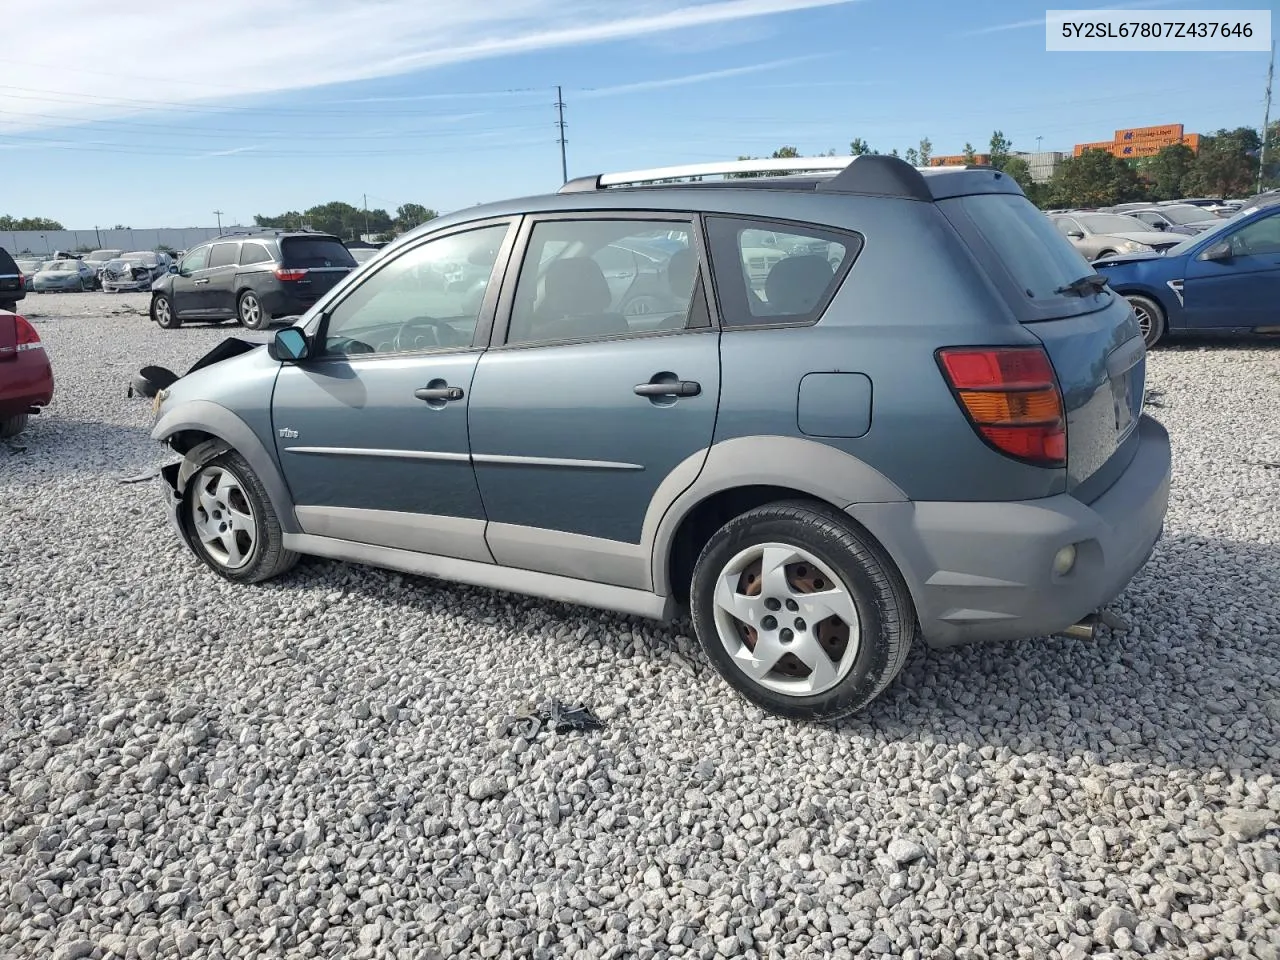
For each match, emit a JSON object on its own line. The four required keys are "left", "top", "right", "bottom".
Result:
{"left": 15, "top": 315, "right": 41, "bottom": 347}
{"left": 274, "top": 268, "right": 308, "bottom": 281}
{"left": 16, "top": 273, "right": 24, "bottom": 287}
{"left": 937, "top": 346, "right": 1066, "bottom": 467}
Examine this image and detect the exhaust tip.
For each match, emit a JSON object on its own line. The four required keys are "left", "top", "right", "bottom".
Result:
{"left": 1058, "top": 614, "right": 1100, "bottom": 641}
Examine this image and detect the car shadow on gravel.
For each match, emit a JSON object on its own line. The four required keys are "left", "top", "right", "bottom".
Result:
{"left": 1157, "top": 333, "right": 1280, "bottom": 351}
{"left": 3, "top": 416, "right": 152, "bottom": 464}
{"left": 847, "top": 532, "right": 1280, "bottom": 773}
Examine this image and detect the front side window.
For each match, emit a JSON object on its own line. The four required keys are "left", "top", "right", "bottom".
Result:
{"left": 1225, "top": 211, "right": 1280, "bottom": 257}
{"left": 322, "top": 223, "right": 509, "bottom": 357}
{"left": 705, "top": 216, "right": 856, "bottom": 327}
{"left": 506, "top": 219, "right": 701, "bottom": 345}
{"left": 181, "top": 246, "right": 209, "bottom": 272}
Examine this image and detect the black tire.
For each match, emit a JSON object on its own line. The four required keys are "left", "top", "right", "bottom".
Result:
{"left": 184, "top": 450, "right": 298, "bottom": 584}
{"left": 690, "top": 500, "right": 915, "bottom": 721}
{"left": 0, "top": 414, "right": 29, "bottom": 439}
{"left": 151, "top": 294, "right": 180, "bottom": 329}
{"left": 1097, "top": 250, "right": 1118, "bottom": 260}
{"left": 1126, "top": 294, "right": 1166, "bottom": 349}
{"left": 237, "top": 290, "right": 267, "bottom": 330}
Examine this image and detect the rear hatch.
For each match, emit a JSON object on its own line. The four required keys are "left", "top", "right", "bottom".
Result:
{"left": 0, "top": 248, "right": 22, "bottom": 297}
{"left": 941, "top": 193, "right": 1146, "bottom": 499}
{"left": 279, "top": 236, "right": 357, "bottom": 303}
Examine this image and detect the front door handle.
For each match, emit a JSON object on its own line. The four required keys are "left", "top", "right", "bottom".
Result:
{"left": 635, "top": 380, "right": 700, "bottom": 398}
{"left": 193, "top": 278, "right": 210, "bottom": 285}
{"left": 415, "top": 385, "right": 464, "bottom": 402}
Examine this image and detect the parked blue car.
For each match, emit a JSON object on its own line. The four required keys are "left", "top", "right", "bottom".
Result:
{"left": 1095, "top": 203, "right": 1280, "bottom": 347}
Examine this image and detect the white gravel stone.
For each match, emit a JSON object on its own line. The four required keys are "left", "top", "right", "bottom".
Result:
{"left": 1, "top": 295, "right": 1279, "bottom": 959}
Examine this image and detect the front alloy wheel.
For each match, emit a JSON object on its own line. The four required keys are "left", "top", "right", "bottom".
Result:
{"left": 184, "top": 451, "right": 298, "bottom": 583}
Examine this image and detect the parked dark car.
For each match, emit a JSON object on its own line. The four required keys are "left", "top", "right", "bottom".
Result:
{"left": 1095, "top": 202, "right": 1280, "bottom": 346}
{"left": 0, "top": 248, "right": 26, "bottom": 311}
{"left": 136, "top": 155, "right": 1170, "bottom": 721}
{"left": 149, "top": 230, "right": 357, "bottom": 330}
{"left": 1126, "top": 204, "right": 1222, "bottom": 236}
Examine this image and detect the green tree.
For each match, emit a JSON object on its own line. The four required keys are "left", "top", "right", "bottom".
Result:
{"left": 394, "top": 203, "right": 437, "bottom": 231}
{"left": 849, "top": 138, "right": 874, "bottom": 156}
{"left": 962, "top": 143, "right": 977, "bottom": 164}
{"left": 918, "top": 137, "right": 933, "bottom": 167}
{"left": 1141, "top": 144, "right": 1196, "bottom": 200}
{"left": 904, "top": 147, "right": 920, "bottom": 166}
{"left": 888, "top": 148, "right": 900, "bottom": 158}
{"left": 1189, "top": 127, "right": 1263, "bottom": 198}
{"left": 0, "top": 215, "right": 64, "bottom": 230}
{"left": 989, "top": 130, "right": 1013, "bottom": 171}
{"left": 1048, "top": 150, "right": 1147, "bottom": 208}
{"left": 1002, "top": 155, "right": 1035, "bottom": 194}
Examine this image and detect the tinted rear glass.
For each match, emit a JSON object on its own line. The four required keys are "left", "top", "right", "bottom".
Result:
{"left": 207, "top": 243, "right": 238, "bottom": 268}
{"left": 952, "top": 194, "right": 1093, "bottom": 301}
{"left": 0, "top": 249, "right": 17, "bottom": 273}
{"left": 282, "top": 237, "right": 356, "bottom": 268}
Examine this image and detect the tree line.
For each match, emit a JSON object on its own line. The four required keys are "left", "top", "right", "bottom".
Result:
{"left": 253, "top": 201, "right": 437, "bottom": 242}
{"left": 738, "top": 124, "right": 1277, "bottom": 209}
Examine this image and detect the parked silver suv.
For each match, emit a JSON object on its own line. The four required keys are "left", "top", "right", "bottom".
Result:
{"left": 138, "top": 155, "right": 1171, "bottom": 720}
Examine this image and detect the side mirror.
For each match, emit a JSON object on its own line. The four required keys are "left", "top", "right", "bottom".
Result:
{"left": 168, "top": 264, "right": 179, "bottom": 274}
{"left": 1151, "top": 221, "right": 1166, "bottom": 230}
{"left": 1201, "top": 241, "right": 1233, "bottom": 262}
{"left": 269, "top": 327, "right": 311, "bottom": 362}
{"left": 1066, "top": 230, "right": 1084, "bottom": 240}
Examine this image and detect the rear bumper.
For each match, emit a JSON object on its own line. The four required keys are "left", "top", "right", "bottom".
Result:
{"left": 259, "top": 287, "right": 319, "bottom": 316}
{"left": 848, "top": 414, "right": 1171, "bottom": 648}
{"left": 0, "top": 353, "right": 55, "bottom": 417}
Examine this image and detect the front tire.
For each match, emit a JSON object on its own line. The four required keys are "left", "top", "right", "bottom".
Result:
{"left": 152, "top": 294, "right": 180, "bottom": 329}
{"left": 1127, "top": 294, "right": 1166, "bottom": 348}
{"left": 690, "top": 500, "right": 915, "bottom": 721}
{"left": 185, "top": 450, "right": 298, "bottom": 584}
{"left": 237, "top": 291, "right": 266, "bottom": 330}
{"left": 0, "top": 414, "right": 29, "bottom": 439}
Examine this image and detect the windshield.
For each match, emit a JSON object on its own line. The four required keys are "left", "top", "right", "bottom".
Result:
{"left": 1077, "top": 214, "right": 1150, "bottom": 234}
{"left": 123, "top": 252, "right": 158, "bottom": 264}
{"left": 951, "top": 193, "right": 1094, "bottom": 301}
{"left": 89, "top": 249, "right": 121, "bottom": 260}
{"left": 1158, "top": 205, "right": 1215, "bottom": 225}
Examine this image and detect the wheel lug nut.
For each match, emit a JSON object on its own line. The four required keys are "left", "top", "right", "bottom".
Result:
{"left": 780, "top": 628, "right": 794, "bottom": 643}
{"left": 785, "top": 599, "right": 799, "bottom": 611}
{"left": 761, "top": 615, "right": 777, "bottom": 631}
{"left": 764, "top": 598, "right": 781, "bottom": 611}
{"left": 794, "top": 618, "right": 807, "bottom": 632}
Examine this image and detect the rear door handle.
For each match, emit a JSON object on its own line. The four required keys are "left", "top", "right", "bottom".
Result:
{"left": 415, "top": 386, "right": 464, "bottom": 402}
{"left": 634, "top": 380, "right": 700, "bottom": 398}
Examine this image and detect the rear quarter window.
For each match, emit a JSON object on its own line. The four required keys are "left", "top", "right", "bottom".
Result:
{"left": 283, "top": 238, "right": 357, "bottom": 268}
{"left": 0, "top": 249, "right": 18, "bottom": 273}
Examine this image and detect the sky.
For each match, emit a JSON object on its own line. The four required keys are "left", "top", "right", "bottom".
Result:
{"left": 0, "top": 0, "right": 1271, "bottom": 229}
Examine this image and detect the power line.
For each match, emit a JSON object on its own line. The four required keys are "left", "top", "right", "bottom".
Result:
{"left": 554, "top": 85, "right": 568, "bottom": 184}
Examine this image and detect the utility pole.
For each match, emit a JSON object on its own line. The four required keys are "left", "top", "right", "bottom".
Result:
{"left": 363, "top": 194, "right": 370, "bottom": 240}
{"left": 1260, "top": 41, "right": 1274, "bottom": 194}
{"left": 554, "top": 85, "right": 568, "bottom": 184}
{"left": 213, "top": 209, "right": 224, "bottom": 232}
{"left": 1035, "top": 136, "right": 1043, "bottom": 154}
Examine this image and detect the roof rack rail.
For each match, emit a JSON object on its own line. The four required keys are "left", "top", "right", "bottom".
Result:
{"left": 559, "top": 154, "right": 932, "bottom": 201}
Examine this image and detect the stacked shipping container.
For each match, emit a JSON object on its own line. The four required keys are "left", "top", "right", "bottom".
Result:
{"left": 1072, "top": 123, "right": 1202, "bottom": 158}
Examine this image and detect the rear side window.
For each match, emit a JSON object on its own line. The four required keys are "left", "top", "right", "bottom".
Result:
{"left": 0, "top": 249, "right": 17, "bottom": 273}
{"left": 283, "top": 237, "right": 357, "bottom": 268}
{"left": 207, "top": 243, "right": 238, "bottom": 268}
{"left": 954, "top": 195, "right": 1094, "bottom": 301}
{"left": 239, "top": 242, "right": 272, "bottom": 266}
{"left": 705, "top": 217, "right": 858, "bottom": 327}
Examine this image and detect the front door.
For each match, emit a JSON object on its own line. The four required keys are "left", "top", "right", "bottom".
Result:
{"left": 1181, "top": 210, "right": 1280, "bottom": 329}
{"left": 271, "top": 220, "right": 516, "bottom": 562}
{"left": 468, "top": 214, "right": 720, "bottom": 590}
{"left": 171, "top": 244, "right": 211, "bottom": 317}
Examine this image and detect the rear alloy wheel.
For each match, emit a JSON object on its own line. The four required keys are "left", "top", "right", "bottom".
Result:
{"left": 185, "top": 451, "right": 298, "bottom": 583}
{"left": 152, "top": 294, "right": 180, "bottom": 329}
{"left": 0, "top": 414, "right": 29, "bottom": 439}
{"left": 238, "top": 291, "right": 266, "bottom": 330}
{"left": 1127, "top": 294, "right": 1166, "bottom": 348}
{"left": 691, "top": 501, "right": 915, "bottom": 721}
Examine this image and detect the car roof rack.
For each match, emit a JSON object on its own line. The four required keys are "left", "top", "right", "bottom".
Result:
{"left": 559, "top": 154, "right": 935, "bottom": 202}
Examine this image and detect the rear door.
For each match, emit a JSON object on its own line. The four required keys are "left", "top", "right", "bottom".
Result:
{"left": 467, "top": 214, "right": 719, "bottom": 590}
{"left": 944, "top": 193, "right": 1146, "bottom": 498}
{"left": 202, "top": 241, "right": 240, "bottom": 316}
{"left": 1181, "top": 210, "right": 1280, "bottom": 329}
{"left": 279, "top": 236, "right": 357, "bottom": 310}
{"left": 171, "top": 244, "right": 212, "bottom": 317}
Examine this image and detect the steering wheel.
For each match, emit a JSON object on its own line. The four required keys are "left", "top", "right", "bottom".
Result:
{"left": 392, "top": 316, "right": 462, "bottom": 352}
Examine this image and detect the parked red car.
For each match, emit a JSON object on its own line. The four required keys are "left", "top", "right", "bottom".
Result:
{"left": 0, "top": 309, "right": 54, "bottom": 438}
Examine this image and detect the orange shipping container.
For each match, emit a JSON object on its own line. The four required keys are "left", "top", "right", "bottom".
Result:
{"left": 930, "top": 154, "right": 991, "bottom": 166}
{"left": 1074, "top": 141, "right": 1115, "bottom": 157}
{"left": 1114, "top": 123, "right": 1183, "bottom": 144}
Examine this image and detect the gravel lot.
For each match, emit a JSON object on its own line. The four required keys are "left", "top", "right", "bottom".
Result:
{"left": 2, "top": 291, "right": 1278, "bottom": 960}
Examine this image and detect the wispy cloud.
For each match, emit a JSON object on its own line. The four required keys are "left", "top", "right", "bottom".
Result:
{"left": 578, "top": 55, "right": 830, "bottom": 99}
{"left": 0, "top": 0, "right": 860, "bottom": 133}
{"left": 192, "top": 145, "right": 258, "bottom": 159}
{"left": 960, "top": 0, "right": 1197, "bottom": 37}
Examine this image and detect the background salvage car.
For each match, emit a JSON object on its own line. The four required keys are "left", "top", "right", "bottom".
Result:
{"left": 32, "top": 258, "right": 97, "bottom": 292}
{"left": 1050, "top": 212, "right": 1184, "bottom": 260}
{"left": 101, "top": 251, "right": 170, "bottom": 292}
